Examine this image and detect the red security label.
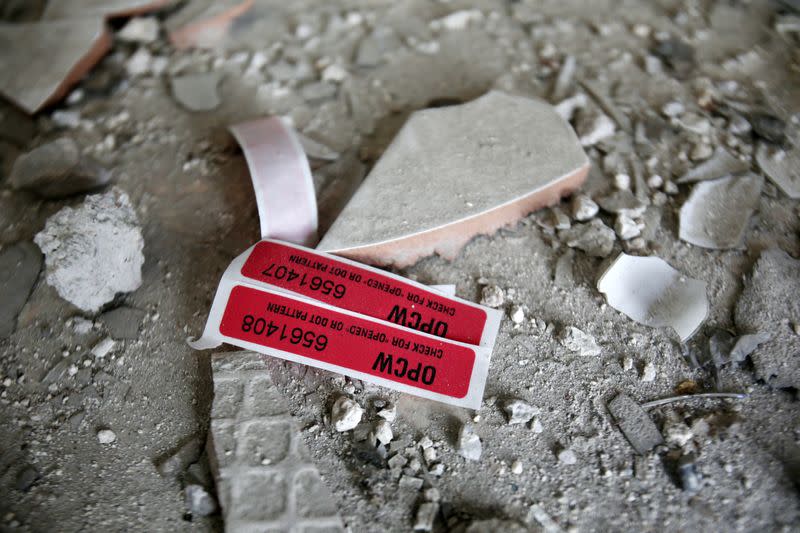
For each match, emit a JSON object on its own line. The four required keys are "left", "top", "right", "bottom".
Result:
{"left": 240, "top": 240, "right": 488, "bottom": 345}
{"left": 219, "top": 285, "right": 475, "bottom": 398}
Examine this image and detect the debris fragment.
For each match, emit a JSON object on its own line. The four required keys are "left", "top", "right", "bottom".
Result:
{"left": 734, "top": 248, "right": 800, "bottom": 388}
{"left": 503, "top": 399, "right": 539, "bottom": 425}
{"left": 651, "top": 36, "right": 695, "bottom": 78}
{"left": 640, "top": 393, "right": 748, "bottom": 409}
{"left": 370, "top": 420, "right": 393, "bottom": 445}
{"left": 184, "top": 484, "right": 218, "bottom": 517}
{"left": 34, "top": 188, "right": 144, "bottom": 313}
{"left": 607, "top": 393, "right": 664, "bottom": 454}
{"left": 596, "top": 190, "right": 646, "bottom": 217}
{"left": 170, "top": 73, "right": 222, "bottom": 112}
{"left": 43, "top": 0, "right": 171, "bottom": 19}
{"left": 0, "top": 242, "right": 42, "bottom": 338}
{"left": 467, "top": 518, "right": 529, "bottom": 533}
{"left": 679, "top": 174, "right": 763, "bottom": 249}
{"left": 576, "top": 110, "right": 616, "bottom": 147}
{"left": 117, "top": 17, "right": 159, "bottom": 43}
{"left": 597, "top": 253, "right": 708, "bottom": 341}
{"left": 166, "top": 0, "right": 255, "bottom": 50}
{"left": 457, "top": 423, "right": 482, "bottom": 461}
{"left": 559, "top": 326, "right": 601, "bottom": 356}
{"left": 480, "top": 284, "right": 505, "bottom": 308}
{"left": 331, "top": 396, "right": 363, "bottom": 432}
{"left": 97, "top": 428, "right": 116, "bottom": 444}
{"left": 551, "top": 55, "right": 576, "bottom": 102}
{"left": 414, "top": 502, "right": 438, "bottom": 532}
{"left": 560, "top": 219, "right": 616, "bottom": 257}
{"left": 9, "top": 138, "right": 111, "bottom": 198}
{"left": 570, "top": 194, "right": 599, "bottom": 221}
{"left": 14, "top": 466, "right": 39, "bottom": 492}
{"left": 677, "top": 454, "right": 701, "bottom": 494}
{"left": 509, "top": 305, "right": 525, "bottom": 324}
{"left": 756, "top": 144, "right": 800, "bottom": 199}
{"left": 376, "top": 403, "right": 396, "bottom": 422}
{"left": 614, "top": 214, "right": 643, "bottom": 241}
{"left": 0, "top": 19, "right": 111, "bottom": 113}
{"left": 641, "top": 362, "right": 656, "bottom": 382}
{"left": 317, "top": 91, "right": 589, "bottom": 267}
{"left": 511, "top": 460, "right": 523, "bottom": 474}
{"left": 676, "top": 147, "right": 749, "bottom": 184}
{"left": 154, "top": 435, "right": 202, "bottom": 479}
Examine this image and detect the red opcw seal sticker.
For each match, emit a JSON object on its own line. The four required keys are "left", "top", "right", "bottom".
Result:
{"left": 190, "top": 240, "right": 501, "bottom": 409}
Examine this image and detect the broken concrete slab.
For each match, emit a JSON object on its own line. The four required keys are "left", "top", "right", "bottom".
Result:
{"left": 597, "top": 253, "right": 708, "bottom": 341}
{"left": 0, "top": 19, "right": 111, "bottom": 114}
{"left": 676, "top": 147, "right": 749, "bottom": 184}
{"left": 9, "top": 138, "right": 112, "bottom": 198}
{"left": 208, "top": 351, "right": 345, "bottom": 531}
{"left": 734, "top": 249, "right": 800, "bottom": 389}
{"left": 34, "top": 188, "right": 144, "bottom": 313}
{"left": 608, "top": 393, "right": 664, "bottom": 454}
{"left": 756, "top": 143, "right": 800, "bottom": 199}
{"left": 679, "top": 174, "right": 763, "bottom": 250}
{"left": 317, "top": 91, "right": 589, "bottom": 267}
{"left": 42, "top": 0, "right": 172, "bottom": 19}
{"left": 170, "top": 73, "right": 222, "bottom": 112}
{"left": 0, "top": 242, "right": 42, "bottom": 338}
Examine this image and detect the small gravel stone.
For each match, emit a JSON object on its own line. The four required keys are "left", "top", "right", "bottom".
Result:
{"left": 503, "top": 399, "right": 539, "bottom": 425}
{"left": 90, "top": 337, "right": 115, "bottom": 358}
{"left": 530, "top": 418, "right": 544, "bottom": 433}
{"left": 480, "top": 284, "right": 504, "bottom": 308}
{"left": 424, "top": 488, "right": 441, "bottom": 502}
{"left": 184, "top": 484, "right": 218, "bottom": 517}
{"left": 509, "top": 305, "right": 525, "bottom": 324}
{"left": 560, "top": 219, "right": 616, "bottom": 258}
{"left": 511, "top": 460, "right": 523, "bottom": 474}
{"left": 615, "top": 213, "right": 643, "bottom": 240}
{"left": 614, "top": 173, "right": 631, "bottom": 190}
{"left": 97, "top": 429, "right": 116, "bottom": 444}
{"left": 559, "top": 326, "right": 601, "bottom": 356}
{"left": 457, "top": 423, "right": 482, "bottom": 461}
{"left": 641, "top": 362, "right": 656, "bottom": 382}
{"left": 558, "top": 449, "right": 577, "bottom": 465}
{"left": 117, "top": 17, "right": 159, "bottom": 43}
{"left": 171, "top": 73, "right": 222, "bottom": 112}
{"left": 376, "top": 403, "right": 396, "bottom": 422}
{"left": 370, "top": 420, "right": 393, "bottom": 445}
{"left": 331, "top": 396, "right": 363, "bottom": 432}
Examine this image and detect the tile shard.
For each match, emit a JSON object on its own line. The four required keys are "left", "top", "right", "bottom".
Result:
{"left": 756, "top": 143, "right": 800, "bottom": 199}
{"left": 676, "top": 147, "right": 750, "bottom": 184}
{"left": 166, "top": 0, "right": 255, "bottom": 50}
{"left": 316, "top": 91, "right": 589, "bottom": 267}
{"left": 679, "top": 174, "right": 763, "bottom": 250}
{"left": 0, "top": 19, "right": 111, "bottom": 114}
{"left": 597, "top": 253, "right": 708, "bottom": 341}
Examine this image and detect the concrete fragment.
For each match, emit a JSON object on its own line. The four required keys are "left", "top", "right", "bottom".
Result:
{"left": 551, "top": 55, "right": 576, "bottom": 101}
{"left": 414, "top": 502, "right": 438, "bottom": 532}
{"left": 9, "top": 138, "right": 111, "bottom": 198}
{"left": 376, "top": 403, "right": 396, "bottom": 422}
{"left": 749, "top": 112, "right": 786, "bottom": 144}
{"left": 570, "top": 194, "right": 598, "bottom": 221}
{"left": 729, "top": 333, "right": 771, "bottom": 364}
{"left": 0, "top": 19, "right": 111, "bottom": 113}
{"left": 614, "top": 214, "right": 643, "bottom": 241}
{"left": 184, "top": 484, "right": 217, "bottom": 517}
{"left": 208, "top": 352, "right": 344, "bottom": 530}
{"left": 317, "top": 92, "right": 589, "bottom": 267}
{"left": 125, "top": 47, "right": 152, "bottom": 76}
{"left": 457, "top": 423, "right": 482, "bottom": 461}
{"left": 560, "top": 219, "right": 616, "bottom": 257}
{"left": 735, "top": 249, "right": 800, "bottom": 388}
{"left": 170, "top": 73, "right": 222, "bottom": 112}
{"left": 559, "top": 327, "right": 601, "bottom": 356}
{"left": 577, "top": 111, "right": 616, "bottom": 147}
{"left": 640, "top": 362, "right": 656, "bottom": 382}
{"left": 597, "top": 253, "right": 708, "bottom": 341}
{"left": 117, "top": 17, "right": 159, "bottom": 43}
{"left": 91, "top": 337, "right": 115, "bottom": 358}
{"left": 370, "top": 420, "right": 393, "bottom": 445}
{"left": 679, "top": 174, "right": 763, "bottom": 249}
{"left": 97, "top": 428, "right": 116, "bottom": 444}
{"left": 608, "top": 393, "right": 663, "bottom": 454}
{"left": 510, "top": 305, "right": 525, "bottom": 324}
{"left": 154, "top": 435, "right": 202, "bottom": 479}
{"left": 678, "top": 455, "right": 701, "bottom": 494}
{"left": 596, "top": 190, "right": 646, "bottom": 217}
{"left": 331, "top": 396, "right": 363, "bottom": 432}
{"left": 677, "top": 147, "right": 749, "bottom": 184}
{"left": 34, "top": 188, "right": 144, "bottom": 313}
{"left": 503, "top": 399, "right": 539, "bottom": 424}
{"left": 480, "top": 284, "right": 504, "bottom": 308}
{"left": 99, "top": 306, "right": 145, "bottom": 339}
{"left": 0, "top": 242, "right": 42, "bottom": 338}
{"left": 756, "top": 144, "right": 800, "bottom": 199}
